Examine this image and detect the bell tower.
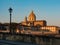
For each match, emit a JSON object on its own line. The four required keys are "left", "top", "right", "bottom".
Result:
{"left": 24, "top": 16, "right": 27, "bottom": 22}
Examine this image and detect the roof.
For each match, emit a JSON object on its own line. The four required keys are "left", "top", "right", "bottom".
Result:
{"left": 28, "top": 11, "right": 36, "bottom": 18}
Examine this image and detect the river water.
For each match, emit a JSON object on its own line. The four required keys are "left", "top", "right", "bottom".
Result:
{"left": 0, "top": 40, "right": 38, "bottom": 45}
{"left": 0, "top": 39, "right": 60, "bottom": 45}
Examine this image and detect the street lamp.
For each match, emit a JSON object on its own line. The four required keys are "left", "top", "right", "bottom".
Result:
{"left": 8, "top": 7, "right": 13, "bottom": 33}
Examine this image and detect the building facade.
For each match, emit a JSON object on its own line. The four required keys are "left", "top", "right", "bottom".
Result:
{"left": 21, "top": 11, "right": 46, "bottom": 27}
{"left": 20, "top": 11, "right": 60, "bottom": 34}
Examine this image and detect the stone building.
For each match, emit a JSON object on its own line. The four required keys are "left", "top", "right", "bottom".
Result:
{"left": 20, "top": 11, "right": 60, "bottom": 34}
{"left": 21, "top": 11, "right": 46, "bottom": 27}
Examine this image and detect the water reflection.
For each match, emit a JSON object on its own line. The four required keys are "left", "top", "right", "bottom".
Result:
{"left": 0, "top": 38, "right": 60, "bottom": 45}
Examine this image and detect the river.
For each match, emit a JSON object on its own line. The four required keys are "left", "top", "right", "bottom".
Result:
{"left": 0, "top": 40, "right": 38, "bottom": 45}
{"left": 0, "top": 38, "right": 60, "bottom": 45}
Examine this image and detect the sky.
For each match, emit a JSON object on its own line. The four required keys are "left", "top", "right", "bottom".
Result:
{"left": 0, "top": 0, "right": 60, "bottom": 26}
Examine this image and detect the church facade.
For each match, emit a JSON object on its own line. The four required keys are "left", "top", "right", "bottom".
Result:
{"left": 21, "top": 11, "right": 46, "bottom": 27}
{"left": 19, "top": 11, "right": 60, "bottom": 34}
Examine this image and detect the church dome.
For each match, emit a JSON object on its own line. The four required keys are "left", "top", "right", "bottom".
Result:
{"left": 28, "top": 11, "right": 36, "bottom": 21}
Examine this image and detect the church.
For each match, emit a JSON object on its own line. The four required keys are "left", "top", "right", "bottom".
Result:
{"left": 21, "top": 11, "right": 46, "bottom": 27}
{"left": 19, "top": 11, "right": 60, "bottom": 34}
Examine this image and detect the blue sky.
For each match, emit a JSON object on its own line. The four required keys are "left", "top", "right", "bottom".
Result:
{"left": 0, "top": 0, "right": 60, "bottom": 26}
